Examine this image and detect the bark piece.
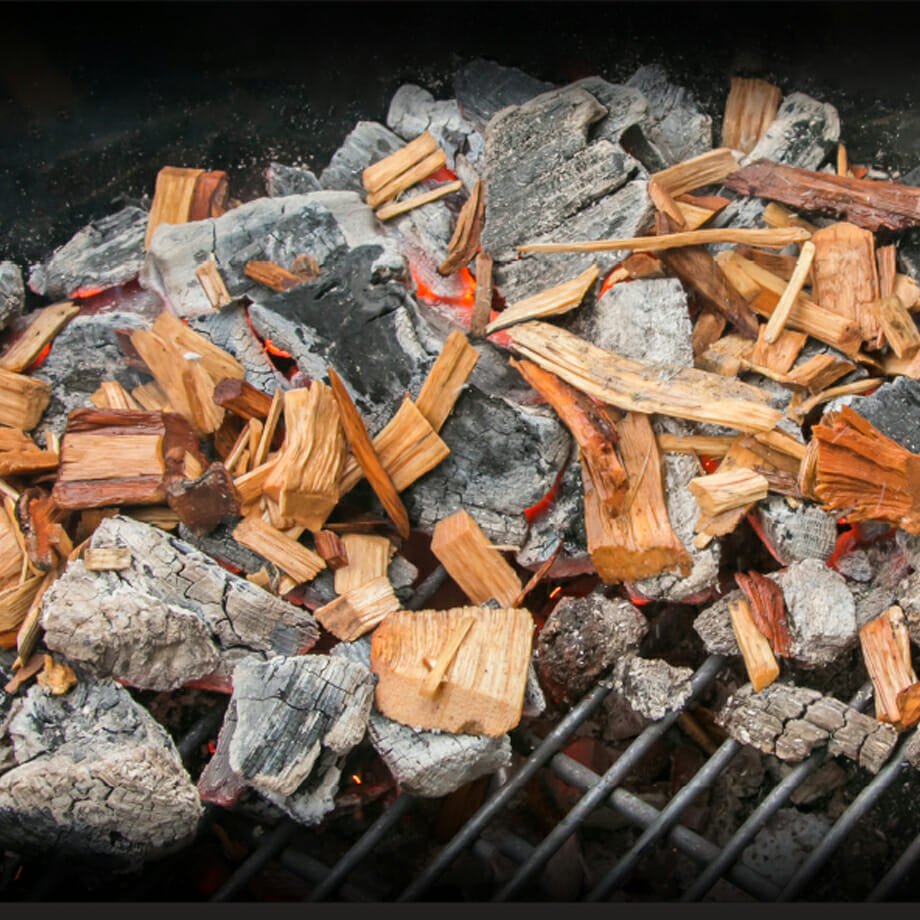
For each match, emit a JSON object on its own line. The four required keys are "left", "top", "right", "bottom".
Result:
{"left": 213, "top": 377, "right": 274, "bottom": 420}
{"left": 722, "top": 77, "right": 783, "bottom": 154}
{"left": 735, "top": 570, "right": 793, "bottom": 657}
{"left": 195, "top": 259, "right": 233, "bottom": 310}
{"left": 729, "top": 597, "right": 780, "bottom": 692}
{"left": 314, "top": 530, "right": 348, "bottom": 571}
{"left": 723, "top": 160, "right": 920, "bottom": 232}
{"left": 232, "top": 516, "right": 325, "bottom": 586}
{"left": 165, "top": 462, "right": 241, "bottom": 536}
{"left": 188, "top": 169, "right": 229, "bottom": 221}
{"left": 314, "top": 574, "right": 400, "bottom": 641}
{"left": 0, "top": 301, "right": 79, "bottom": 373}
{"left": 145, "top": 166, "right": 206, "bottom": 249}
{"left": 506, "top": 321, "right": 782, "bottom": 433}
{"left": 370, "top": 605, "right": 534, "bottom": 737}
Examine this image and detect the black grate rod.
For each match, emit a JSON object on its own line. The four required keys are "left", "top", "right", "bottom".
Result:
{"left": 491, "top": 654, "right": 725, "bottom": 902}
{"left": 681, "top": 679, "right": 876, "bottom": 902}
{"left": 209, "top": 818, "right": 299, "bottom": 902}
{"left": 777, "top": 732, "right": 914, "bottom": 901}
{"left": 306, "top": 792, "right": 417, "bottom": 901}
{"left": 395, "top": 670, "right": 619, "bottom": 901}
{"left": 585, "top": 737, "right": 741, "bottom": 902}
{"left": 866, "top": 825, "right": 920, "bottom": 901}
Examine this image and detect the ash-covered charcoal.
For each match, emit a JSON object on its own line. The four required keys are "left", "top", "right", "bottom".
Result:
{"left": 0, "top": 673, "right": 202, "bottom": 867}
{"left": 741, "top": 92, "right": 841, "bottom": 170}
{"left": 774, "top": 558, "right": 858, "bottom": 667}
{"left": 319, "top": 121, "right": 405, "bottom": 195}
{"left": 844, "top": 376, "right": 920, "bottom": 455}
{"left": 612, "top": 656, "right": 694, "bottom": 721}
{"left": 0, "top": 261, "right": 24, "bottom": 333}
{"left": 196, "top": 698, "right": 248, "bottom": 807}
{"left": 177, "top": 521, "right": 283, "bottom": 587}
{"left": 27, "top": 205, "right": 149, "bottom": 300}
{"left": 570, "top": 76, "right": 649, "bottom": 150}
{"left": 749, "top": 495, "right": 839, "bottom": 566}
{"left": 266, "top": 162, "right": 321, "bottom": 197}
{"left": 332, "top": 636, "right": 512, "bottom": 798}
{"left": 739, "top": 808, "right": 833, "bottom": 890}
{"left": 31, "top": 311, "right": 150, "bottom": 438}
{"left": 187, "top": 302, "right": 287, "bottom": 394}
{"left": 844, "top": 536, "right": 912, "bottom": 629}
{"left": 716, "top": 681, "right": 898, "bottom": 773}
{"left": 536, "top": 592, "right": 648, "bottom": 703}
{"left": 451, "top": 58, "right": 555, "bottom": 134}
{"left": 624, "top": 64, "right": 712, "bottom": 170}
{"left": 693, "top": 589, "right": 745, "bottom": 657}
{"left": 39, "top": 515, "right": 320, "bottom": 690}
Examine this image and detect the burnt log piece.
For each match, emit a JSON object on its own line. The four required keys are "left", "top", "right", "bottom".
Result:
{"left": 716, "top": 681, "right": 898, "bottom": 773}
{"left": 694, "top": 589, "right": 745, "bottom": 657}
{"left": 0, "top": 673, "right": 202, "bottom": 866}
{"left": 27, "top": 205, "right": 149, "bottom": 300}
{"left": 847, "top": 376, "right": 920, "bottom": 455}
{"left": 39, "top": 514, "right": 319, "bottom": 690}
{"left": 165, "top": 462, "right": 242, "bottom": 536}
{"left": 332, "top": 636, "right": 512, "bottom": 798}
{"left": 0, "top": 262, "right": 24, "bottom": 333}
{"left": 536, "top": 593, "right": 648, "bottom": 704}
{"left": 612, "top": 656, "right": 694, "bottom": 721}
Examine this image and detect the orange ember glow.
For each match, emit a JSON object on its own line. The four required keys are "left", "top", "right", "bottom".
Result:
{"left": 524, "top": 464, "right": 567, "bottom": 523}
{"left": 351, "top": 774, "right": 362, "bottom": 785}
{"left": 699, "top": 454, "right": 720, "bottom": 474}
{"left": 427, "top": 165, "right": 459, "bottom": 183}
{"left": 598, "top": 271, "right": 620, "bottom": 298}
{"left": 25, "top": 343, "right": 52, "bottom": 373}
{"left": 549, "top": 585, "right": 562, "bottom": 598}
{"left": 410, "top": 264, "right": 476, "bottom": 310}
{"left": 263, "top": 339, "right": 293, "bottom": 359}
{"left": 69, "top": 284, "right": 108, "bottom": 300}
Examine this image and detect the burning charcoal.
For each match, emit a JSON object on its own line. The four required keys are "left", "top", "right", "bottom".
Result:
{"left": 844, "top": 376, "right": 920, "bottom": 455}
{"left": 0, "top": 672, "right": 202, "bottom": 866}
{"left": 197, "top": 697, "right": 248, "bottom": 807}
{"left": 693, "top": 589, "right": 745, "bottom": 657}
{"left": 613, "top": 657, "right": 694, "bottom": 721}
{"left": 39, "top": 515, "right": 319, "bottom": 690}
{"left": 451, "top": 58, "right": 555, "bottom": 133}
{"left": 570, "top": 77, "right": 649, "bottom": 149}
{"left": 27, "top": 206, "right": 148, "bottom": 300}
{"left": 31, "top": 311, "right": 150, "bottom": 438}
{"left": 716, "top": 681, "right": 897, "bottom": 773}
{"left": 332, "top": 637, "right": 512, "bottom": 798}
{"left": 742, "top": 92, "right": 841, "bottom": 170}
{"left": 266, "top": 162, "right": 321, "bottom": 197}
{"left": 224, "top": 654, "right": 374, "bottom": 825}
{"left": 624, "top": 64, "right": 712, "bottom": 170}
{"left": 775, "top": 558, "right": 858, "bottom": 666}
{"left": 0, "top": 262, "right": 24, "bottom": 333}
{"left": 536, "top": 593, "right": 648, "bottom": 703}
{"left": 739, "top": 808, "right": 833, "bottom": 889}
{"left": 319, "top": 121, "right": 405, "bottom": 194}
{"left": 749, "top": 495, "right": 839, "bottom": 566}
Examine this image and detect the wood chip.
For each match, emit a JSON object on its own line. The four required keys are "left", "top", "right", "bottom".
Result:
{"left": 314, "top": 573, "right": 400, "bottom": 642}
{"left": 195, "top": 259, "right": 234, "bottom": 310}
{"left": 688, "top": 466, "right": 770, "bottom": 516}
{"left": 375, "top": 179, "right": 463, "bottom": 221}
{"left": 722, "top": 77, "right": 783, "bottom": 154}
{"left": 650, "top": 147, "right": 741, "bottom": 197}
{"left": 728, "top": 597, "right": 780, "bottom": 692}
{"left": 0, "top": 301, "right": 79, "bottom": 373}
{"left": 232, "top": 515, "right": 325, "bottom": 585}
{"left": 84, "top": 547, "right": 133, "bottom": 571}
{"left": 145, "top": 166, "right": 206, "bottom": 249}
{"left": 762, "top": 239, "right": 816, "bottom": 344}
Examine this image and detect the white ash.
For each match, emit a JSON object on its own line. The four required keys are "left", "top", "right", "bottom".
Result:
{"left": 833, "top": 549, "right": 874, "bottom": 582}
{"left": 319, "top": 120, "right": 404, "bottom": 194}
{"left": 693, "top": 589, "right": 744, "bottom": 657}
{"left": 570, "top": 76, "right": 650, "bottom": 150}
{"left": 739, "top": 808, "right": 832, "bottom": 889}
{"left": 27, "top": 205, "right": 148, "bottom": 300}
{"left": 750, "top": 496, "right": 838, "bottom": 566}
{"left": 266, "top": 162, "right": 321, "bottom": 197}
{"left": 612, "top": 656, "right": 694, "bottom": 721}
{"left": 0, "top": 261, "right": 24, "bottom": 333}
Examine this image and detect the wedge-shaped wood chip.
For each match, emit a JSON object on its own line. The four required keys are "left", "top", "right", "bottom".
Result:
{"left": 145, "top": 166, "right": 206, "bottom": 249}
{"left": 876, "top": 295, "right": 920, "bottom": 359}
{"left": 362, "top": 130, "right": 437, "bottom": 193}
{"left": 689, "top": 466, "right": 769, "bottom": 516}
{"left": 334, "top": 533, "right": 394, "bottom": 594}
{"left": 315, "top": 573, "right": 400, "bottom": 642}
{"left": 721, "top": 77, "right": 782, "bottom": 153}
{"left": 0, "top": 428, "right": 58, "bottom": 478}
{"left": 91, "top": 380, "right": 142, "bottom": 411}
{"left": 0, "top": 301, "right": 79, "bottom": 373}
{"left": 430, "top": 509, "right": 522, "bottom": 607}
{"left": 232, "top": 514, "right": 325, "bottom": 585}
{"left": 860, "top": 606, "right": 920, "bottom": 729}
{"left": 415, "top": 329, "right": 479, "bottom": 433}
{"left": 195, "top": 259, "right": 233, "bottom": 310}
{"left": 0, "top": 368, "right": 51, "bottom": 432}
{"left": 651, "top": 147, "right": 741, "bottom": 197}
{"left": 370, "top": 605, "right": 534, "bottom": 737}
{"left": 152, "top": 312, "right": 245, "bottom": 386}
{"left": 437, "top": 179, "right": 485, "bottom": 273}
{"left": 728, "top": 597, "right": 780, "bottom": 693}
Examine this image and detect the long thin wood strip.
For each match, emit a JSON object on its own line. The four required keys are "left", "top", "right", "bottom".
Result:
{"left": 656, "top": 434, "right": 736, "bottom": 457}
{"left": 252, "top": 389, "right": 284, "bottom": 468}
{"left": 763, "top": 239, "right": 816, "bottom": 344}
{"left": 421, "top": 616, "right": 476, "bottom": 697}
{"left": 470, "top": 252, "right": 494, "bottom": 338}
{"left": 647, "top": 177, "right": 687, "bottom": 228}
{"left": 376, "top": 179, "right": 463, "bottom": 222}
{"left": 438, "top": 179, "right": 485, "bottom": 273}
{"left": 787, "top": 377, "right": 880, "bottom": 423}
{"left": 728, "top": 597, "right": 780, "bottom": 692}
{"left": 0, "top": 301, "right": 79, "bottom": 373}
{"left": 366, "top": 149, "right": 447, "bottom": 210}
{"left": 328, "top": 368, "right": 410, "bottom": 539}
{"left": 415, "top": 330, "right": 479, "bottom": 433}
{"left": 362, "top": 130, "right": 437, "bottom": 192}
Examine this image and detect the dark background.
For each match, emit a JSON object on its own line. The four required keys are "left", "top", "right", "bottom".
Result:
{"left": 2, "top": 1, "right": 920, "bottom": 277}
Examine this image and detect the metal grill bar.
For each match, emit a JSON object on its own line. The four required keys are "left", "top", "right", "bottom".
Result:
{"left": 278, "top": 848, "right": 376, "bottom": 902}
{"left": 778, "top": 733, "right": 915, "bottom": 901}
{"left": 585, "top": 737, "right": 742, "bottom": 901}
{"left": 867, "top": 827, "right": 920, "bottom": 901}
{"left": 209, "top": 818, "right": 298, "bottom": 902}
{"left": 395, "top": 671, "right": 618, "bottom": 901}
{"left": 491, "top": 654, "right": 724, "bottom": 902}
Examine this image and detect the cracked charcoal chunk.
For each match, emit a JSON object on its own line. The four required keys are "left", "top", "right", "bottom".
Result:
{"left": 613, "top": 657, "right": 694, "bottom": 721}
{"left": 266, "top": 162, "right": 321, "bottom": 197}
{"left": 319, "top": 120, "right": 404, "bottom": 194}
{"left": 742, "top": 92, "right": 841, "bottom": 170}
{"left": 570, "top": 77, "right": 649, "bottom": 148}
{"left": 0, "top": 262, "right": 24, "bottom": 333}
{"left": 452, "top": 58, "right": 555, "bottom": 133}
{"left": 751, "top": 496, "right": 838, "bottom": 566}
{"left": 27, "top": 205, "right": 149, "bottom": 300}
{"left": 847, "top": 377, "right": 920, "bottom": 455}
{"left": 0, "top": 674, "right": 202, "bottom": 866}
{"left": 536, "top": 593, "right": 648, "bottom": 703}
{"left": 693, "top": 589, "right": 744, "bottom": 656}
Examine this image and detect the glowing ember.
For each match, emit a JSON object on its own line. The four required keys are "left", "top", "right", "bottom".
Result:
{"left": 524, "top": 463, "right": 566, "bottom": 523}
{"left": 699, "top": 454, "right": 720, "bottom": 474}
{"left": 351, "top": 773, "right": 362, "bottom": 785}
{"left": 69, "top": 284, "right": 108, "bottom": 300}
{"left": 24, "top": 343, "right": 51, "bottom": 373}
{"left": 427, "top": 165, "right": 459, "bottom": 184}
{"left": 410, "top": 264, "right": 476, "bottom": 311}
{"left": 827, "top": 520, "right": 894, "bottom": 572}
{"left": 549, "top": 585, "right": 562, "bottom": 599}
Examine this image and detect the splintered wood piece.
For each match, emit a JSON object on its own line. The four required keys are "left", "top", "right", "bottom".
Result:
{"left": 421, "top": 616, "right": 476, "bottom": 696}
{"left": 734, "top": 246, "right": 801, "bottom": 282}
{"left": 252, "top": 389, "right": 283, "bottom": 468}
{"left": 650, "top": 147, "right": 741, "bottom": 197}
{"left": 35, "top": 654, "right": 77, "bottom": 695}
{"left": 14, "top": 569, "right": 56, "bottom": 669}
{"left": 674, "top": 199, "right": 720, "bottom": 231}
{"left": 734, "top": 570, "right": 792, "bottom": 658}
{"left": 188, "top": 170, "right": 229, "bottom": 221}
{"left": 314, "top": 574, "right": 400, "bottom": 642}
{"left": 877, "top": 244, "right": 897, "bottom": 299}
{"left": 761, "top": 201, "right": 819, "bottom": 234}
{"left": 15, "top": 486, "right": 64, "bottom": 573}
{"left": 439, "top": 180, "right": 486, "bottom": 275}
{"left": 656, "top": 433, "right": 735, "bottom": 457}
{"left": 802, "top": 405, "right": 920, "bottom": 532}
{"left": 860, "top": 607, "right": 920, "bottom": 726}
{"left": 362, "top": 130, "right": 438, "bottom": 193}
{"left": 233, "top": 456, "right": 278, "bottom": 511}
{"left": 811, "top": 222, "right": 880, "bottom": 344}
{"left": 334, "top": 532, "right": 394, "bottom": 594}
{"left": 232, "top": 515, "right": 325, "bottom": 585}
{"left": 262, "top": 382, "right": 346, "bottom": 532}
{"left": 471, "top": 252, "right": 494, "bottom": 338}
{"left": 516, "top": 226, "right": 809, "bottom": 256}
{"left": 223, "top": 419, "right": 254, "bottom": 476}
{"left": 506, "top": 321, "right": 782, "bottom": 433}
{"left": 691, "top": 309, "right": 729, "bottom": 359}
{"left": 658, "top": 246, "right": 760, "bottom": 338}
{"left": 366, "top": 149, "right": 448, "bottom": 210}
{"left": 339, "top": 395, "right": 449, "bottom": 494}
{"left": 584, "top": 411, "right": 691, "bottom": 583}
{"left": 763, "top": 239, "right": 816, "bottom": 344}
{"left": 876, "top": 295, "right": 920, "bottom": 359}
{"left": 213, "top": 377, "right": 274, "bottom": 420}
{"left": 370, "top": 605, "right": 534, "bottom": 737}
{"left": 130, "top": 329, "right": 195, "bottom": 421}
{"left": 837, "top": 144, "right": 848, "bottom": 177}
{"left": 430, "top": 509, "right": 522, "bottom": 607}
{"left": 91, "top": 380, "right": 142, "bottom": 411}
{"left": 728, "top": 597, "right": 780, "bottom": 692}
{"left": 722, "top": 77, "right": 782, "bottom": 153}
{"left": 0, "top": 503, "right": 26, "bottom": 593}
{"left": 131, "top": 380, "right": 172, "bottom": 413}
{"left": 723, "top": 160, "right": 920, "bottom": 232}
{"left": 165, "top": 462, "right": 242, "bottom": 535}
{"left": 328, "top": 368, "right": 411, "bottom": 540}
{"left": 314, "top": 530, "right": 348, "bottom": 571}
{"left": 60, "top": 432, "right": 164, "bottom": 481}
{"left": 0, "top": 574, "right": 44, "bottom": 633}
{"left": 195, "top": 259, "right": 234, "bottom": 310}
{"left": 415, "top": 330, "right": 480, "bottom": 433}
{"left": 786, "top": 377, "right": 880, "bottom": 425}
{"left": 152, "top": 311, "right": 245, "bottom": 385}
{"left": 243, "top": 260, "right": 303, "bottom": 292}
{"left": 0, "top": 368, "right": 51, "bottom": 432}
{"left": 752, "top": 323, "right": 808, "bottom": 374}
{"left": 648, "top": 177, "right": 687, "bottom": 229}
{"left": 485, "top": 263, "right": 598, "bottom": 334}
{"left": 689, "top": 466, "right": 769, "bottom": 516}
{"left": 784, "top": 353, "right": 857, "bottom": 393}
{"left": 0, "top": 428, "right": 58, "bottom": 477}
{"left": 0, "top": 301, "right": 79, "bottom": 373}
{"left": 512, "top": 358, "right": 627, "bottom": 515}
{"left": 376, "top": 179, "right": 463, "bottom": 221}
{"left": 84, "top": 547, "right": 132, "bottom": 571}
{"left": 145, "top": 166, "right": 206, "bottom": 248}
{"left": 182, "top": 358, "right": 225, "bottom": 435}
{"left": 894, "top": 273, "right": 920, "bottom": 312}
